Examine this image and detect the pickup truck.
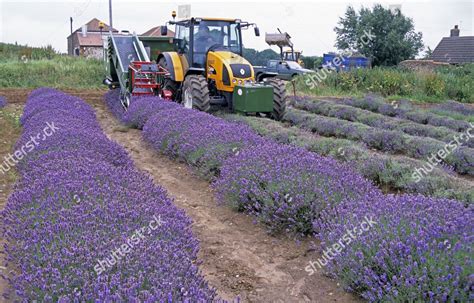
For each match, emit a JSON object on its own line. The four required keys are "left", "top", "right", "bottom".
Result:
{"left": 253, "top": 60, "right": 314, "bottom": 81}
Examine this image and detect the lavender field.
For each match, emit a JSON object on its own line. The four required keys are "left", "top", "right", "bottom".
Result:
{"left": 104, "top": 90, "right": 472, "bottom": 302}
{"left": 0, "top": 88, "right": 472, "bottom": 302}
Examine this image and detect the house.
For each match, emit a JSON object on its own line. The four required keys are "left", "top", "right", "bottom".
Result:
{"left": 431, "top": 25, "right": 474, "bottom": 64}
{"left": 141, "top": 26, "right": 174, "bottom": 37}
{"left": 67, "top": 20, "right": 175, "bottom": 59}
{"left": 67, "top": 18, "right": 117, "bottom": 59}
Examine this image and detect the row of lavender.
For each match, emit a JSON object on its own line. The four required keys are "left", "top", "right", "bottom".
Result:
{"left": 291, "top": 96, "right": 474, "bottom": 149}
{"left": 106, "top": 90, "right": 473, "bottom": 302}
{"left": 223, "top": 114, "right": 473, "bottom": 204}
{"left": 1, "top": 88, "right": 216, "bottom": 301}
{"left": 285, "top": 108, "right": 474, "bottom": 176}
{"left": 337, "top": 95, "right": 472, "bottom": 132}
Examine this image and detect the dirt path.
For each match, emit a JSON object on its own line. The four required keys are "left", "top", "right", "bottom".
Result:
{"left": 88, "top": 96, "right": 360, "bottom": 302}
{"left": 0, "top": 98, "right": 23, "bottom": 300}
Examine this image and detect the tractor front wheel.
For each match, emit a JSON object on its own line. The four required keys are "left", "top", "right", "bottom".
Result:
{"left": 182, "top": 75, "right": 211, "bottom": 112}
{"left": 267, "top": 78, "right": 288, "bottom": 120}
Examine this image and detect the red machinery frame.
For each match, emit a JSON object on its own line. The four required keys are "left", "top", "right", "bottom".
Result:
{"left": 128, "top": 61, "right": 172, "bottom": 99}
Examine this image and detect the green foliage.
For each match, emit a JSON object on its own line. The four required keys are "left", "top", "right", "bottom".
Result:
{"left": 0, "top": 42, "right": 58, "bottom": 62}
{"left": 301, "top": 56, "right": 322, "bottom": 69}
{"left": 0, "top": 42, "right": 104, "bottom": 89}
{"left": 335, "top": 4, "right": 424, "bottom": 66}
{"left": 0, "top": 56, "right": 104, "bottom": 89}
{"left": 294, "top": 64, "right": 474, "bottom": 103}
{"left": 243, "top": 47, "right": 280, "bottom": 65}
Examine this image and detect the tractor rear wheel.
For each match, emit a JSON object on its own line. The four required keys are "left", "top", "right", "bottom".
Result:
{"left": 267, "top": 78, "right": 288, "bottom": 120}
{"left": 182, "top": 75, "right": 211, "bottom": 112}
{"left": 158, "top": 57, "right": 180, "bottom": 100}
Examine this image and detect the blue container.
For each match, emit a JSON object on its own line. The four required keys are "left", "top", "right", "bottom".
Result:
{"left": 322, "top": 53, "right": 370, "bottom": 71}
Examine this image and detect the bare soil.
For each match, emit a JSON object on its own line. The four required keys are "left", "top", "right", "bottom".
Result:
{"left": 0, "top": 91, "right": 24, "bottom": 300}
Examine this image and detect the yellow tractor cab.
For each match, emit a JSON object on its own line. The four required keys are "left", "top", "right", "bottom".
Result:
{"left": 157, "top": 15, "right": 287, "bottom": 119}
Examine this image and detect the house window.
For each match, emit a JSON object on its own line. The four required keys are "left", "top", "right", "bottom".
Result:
{"left": 74, "top": 47, "right": 80, "bottom": 56}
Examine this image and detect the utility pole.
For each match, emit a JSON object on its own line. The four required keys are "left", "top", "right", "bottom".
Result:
{"left": 109, "top": 0, "right": 113, "bottom": 28}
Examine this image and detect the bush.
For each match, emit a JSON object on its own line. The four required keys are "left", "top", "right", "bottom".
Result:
{"left": 0, "top": 96, "right": 6, "bottom": 108}
{"left": 340, "top": 94, "right": 472, "bottom": 132}
{"left": 123, "top": 96, "right": 181, "bottom": 129}
{"left": 293, "top": 64, "right": 474, "bottom": 103}
{"left": 224, "top": 114, "right": 473, "bottom": 203}
{"left": 318, "top": 194, "right": 473, "bottom": 302}
{"left": 292, "top": 97, "right": 474, "bottom": 148}
{"left": 214, "top": 142, "right": 379, "bottom": 234}
{"left": 104, "top": 89, "right": 125, "bottom": 121}
{"left": 143, "top": 106, "right": 266, "bottom": 179}
{"left": 2, "top": 88, "right": 216, "bottom": 301}
{"left": 285, "top": 108, "right": 474, "bottom": 176}
{"left": 0, "top": 56, "right": 104, "bottom": 89}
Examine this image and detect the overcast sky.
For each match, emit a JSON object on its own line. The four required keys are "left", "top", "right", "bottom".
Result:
{"left": 0, "top": 0, "right": 472, "bottom": 56}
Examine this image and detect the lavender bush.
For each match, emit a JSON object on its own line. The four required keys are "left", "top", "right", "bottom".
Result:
{"left": 318, "top": 194, "right": 473, "bottom": 302}
{"left": 432, "top": 100, "right": 474, "bottom": 117}
{"left": 224, "top": 114, "right": 473, "bottom": 203}
{"left": 334, "top": 94, "right": 472, "bottom": 132}
{"left": 292, "top": 97, "right": 474, "bottom": 148}
{"left": 2, "top": 88, "right": 216, "bottom": 301}
{"left": 0, "top": 96, "right": 6, "bottom": 108}
{"left": 143, "top": 107, "right": 266, "bottom": 179}
{"left": 285, "top": 108, "right": 474, "bottom": 176}
{"left": 214, "top": 142, "right": 380, "bottom": 234}
{"left": 21, "top": 90, "right": 96, "bottom": 126}
{"left": 104, "top": 88, "right": 126, "bottom": 121}
{"left": 123, "top": 96, "right": 181, "bottom": 129}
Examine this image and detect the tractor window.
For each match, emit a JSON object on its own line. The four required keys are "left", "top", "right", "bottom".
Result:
{"left": 175, "top": 24, "right": 190, "bottom": 53}
{"left": 192, "top": 20, "right": 242, "bottom": 66}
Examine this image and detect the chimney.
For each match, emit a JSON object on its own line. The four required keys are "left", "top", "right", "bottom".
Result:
{"left": 81, "top": 24, "right": 87, "bottom": 37}
{"left": 450, "top": 25, "right": 460, "bottom": 37}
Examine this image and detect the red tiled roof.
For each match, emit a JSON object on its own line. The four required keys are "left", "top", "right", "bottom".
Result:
{"left": 75, "top": 32, "right": 104, "bottom": 47}
{"left": 83, "top": 18, "right": 117, "bottom": 32}
{"left": 141, "top": 26, "right": 174, "bottom": 37}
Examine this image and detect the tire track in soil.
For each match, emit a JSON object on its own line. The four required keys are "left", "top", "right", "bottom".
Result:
{"left": 89, "top": 96, "right": 361, "bottom": 303}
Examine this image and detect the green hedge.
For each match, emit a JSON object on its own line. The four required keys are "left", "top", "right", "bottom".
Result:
{"left": 295, "top": 64, "right": 474, "bottom": 103}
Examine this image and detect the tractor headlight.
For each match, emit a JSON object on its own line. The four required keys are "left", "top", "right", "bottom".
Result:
{"left": 232, "top": 79, "right": 237, "bottom": 83}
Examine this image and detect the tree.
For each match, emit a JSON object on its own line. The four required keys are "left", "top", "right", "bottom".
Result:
{"left": 243, "top": 48, "right": 280, "bottom": 65}
{"left": 422, "top": 46, "right": 433, "bottom": 59}
{"left": 335, "top": 4, "right": 424, "bottom": 66}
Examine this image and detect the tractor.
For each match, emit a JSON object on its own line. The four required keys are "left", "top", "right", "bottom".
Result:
{"left": 103, "top": 13, "right": 288, "bottom": 120}
{"left": 156, "top": 14, "right": 288, "bottom": 119}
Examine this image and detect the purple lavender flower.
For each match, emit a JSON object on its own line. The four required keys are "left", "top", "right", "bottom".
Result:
{"left": 1, "top": 88, "right": 216, "bottom": 301}
{"left": 318, "top": 193, "right": 473, "bottom": 302}
{"left": 0, "top": 96, "right": 7, "bottom": 108}
{"left": 214, "top": 141, "right": 380, "bottom": 234}
{"left": 122, "top": 96, "right": 180, "bottom": 129}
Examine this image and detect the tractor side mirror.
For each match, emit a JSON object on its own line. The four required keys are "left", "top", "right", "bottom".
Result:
{"left": 254, "top": 27, "right": 260, "bottom": 37}
{"left": 161, "top": 26, "right": 168, "bottom": 36}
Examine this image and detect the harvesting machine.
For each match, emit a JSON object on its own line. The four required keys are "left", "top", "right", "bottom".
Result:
{"left": 104, "top": 13, "right": 288, "bottom": 120}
